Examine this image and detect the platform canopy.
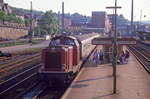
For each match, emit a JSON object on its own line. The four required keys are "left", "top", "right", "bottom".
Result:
{"left": 92, "top": 37, "right": 137, "bottom": 45}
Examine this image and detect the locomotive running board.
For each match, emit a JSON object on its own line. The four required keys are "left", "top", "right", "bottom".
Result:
{"left": 38, "top": 71, "right": 72, "bottom": 81}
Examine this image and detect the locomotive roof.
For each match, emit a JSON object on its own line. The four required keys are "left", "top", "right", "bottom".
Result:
{"left": 51, "top": 33, "right": 98, "bottom": 41}
{"left": 52, "top": 35, "right": 77, "bottom": 40}
{"left": 75, "top": 33, "right": 98, "bottom": 41}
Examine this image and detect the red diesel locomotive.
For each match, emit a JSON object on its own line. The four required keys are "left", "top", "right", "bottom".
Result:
{"left": 39, "top": 33, "right": 99, "bottom": 82}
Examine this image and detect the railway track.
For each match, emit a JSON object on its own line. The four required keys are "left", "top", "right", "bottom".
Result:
{"left": 0, "top": 52, "right": 41, "bottom": 82}
{"left": 0, "top": 64, "right": 41, "bottom": 99}
{"left": 0, "top": 55, "right": 30, "bottom": 65}
{"left": 0, "top": 34, "right": 98, "bottom": 99}
{"left": 128, "top": 45, "right": 150, "bottom": 73}
{"left": 19, "top": 45, "right": 98, "bottom": 99}
{"left": 20, "top": 84, "right": 65, "bottom": 99}
{"left": 0, "top": 38, "right": 45, "bottom": 47}
{"left": 0, "top": 55, "right": 20, "bottom": 63}
{"left": 0, "top": 48, "right": 42, "bottom": 64}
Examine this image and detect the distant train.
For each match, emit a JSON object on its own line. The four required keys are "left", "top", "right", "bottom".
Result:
{"left": 39, "top": 33, "right": 99, "bottom": 83}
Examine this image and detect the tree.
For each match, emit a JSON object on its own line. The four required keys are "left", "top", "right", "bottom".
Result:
{"left": 39, "top": 10, "right": 59, "bottom": 35}
{"left": 0, "top": 11, "right": 24, "bottom": 24}
{"left": 0, "top": 11, "right": 5, "bottom": 23}
{"left": 25, "top": 18, "right": 30, "bottom": 27}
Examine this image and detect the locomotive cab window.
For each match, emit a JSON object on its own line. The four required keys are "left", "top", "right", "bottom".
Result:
{"left": 50, "top": 39, "right": 61, "bottom": 46}
{"left": 64, "top": 39, "right": 75, "bottom": 46}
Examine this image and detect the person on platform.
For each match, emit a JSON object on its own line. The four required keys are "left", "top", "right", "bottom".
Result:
{"left": 99, "top": 49, "right": 104, "bottom": 64}
{"left": 125, "top": 50, "right": 130, "bottom": 63}
{"left": 93, "top": 50, "right": 99, "bottom": 64}
{"left": 120, "top": 51, "right": 125, "bottom": 64}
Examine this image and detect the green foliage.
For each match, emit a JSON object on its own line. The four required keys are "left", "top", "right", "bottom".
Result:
{"left": 39, "top": 10, "right": 59, "bottom": 35}
{"left": 0, "top": 11, "right": 5, "bottom": 21}
{"left": 25, "top": 19, "right": 30, "bottom": 27}
{"left": 0, "top": 11, "right": 24, "bottom": 24}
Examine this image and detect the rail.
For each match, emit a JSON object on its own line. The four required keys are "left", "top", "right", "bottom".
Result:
{"left": 0, "top": 53, "right": 41, "bottom": 72}
{"left": 128, "top": 45, "right": 150, "bottom": 73}
{"left": 0, "top": 52, "right": 41, "bottom": 84}
{"left": 0, "top": 64, "right": 41, "bottom": 99}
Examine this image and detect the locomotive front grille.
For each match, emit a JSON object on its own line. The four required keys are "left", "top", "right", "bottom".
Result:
{"left": 45, "top": 52, "right": 61, "bottom": 71}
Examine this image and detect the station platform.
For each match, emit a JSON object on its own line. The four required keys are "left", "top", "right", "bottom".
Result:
{"left": 62, "top": 47, "right": 150, "bottom": 99}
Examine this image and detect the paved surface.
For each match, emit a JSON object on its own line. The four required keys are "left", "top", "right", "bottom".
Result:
{"left": 62, "top": 47, "right": 150, "bottom": 99}
{"left": 0, "top": 40, "right": 49, "bottom": 53}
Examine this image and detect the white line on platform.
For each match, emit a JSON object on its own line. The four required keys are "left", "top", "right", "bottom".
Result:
{"left": 61, "top": 66, "right": 84, "bottom": 99}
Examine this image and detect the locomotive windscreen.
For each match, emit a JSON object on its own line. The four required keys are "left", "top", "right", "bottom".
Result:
{"left": 64, "top": 39, "right": 75, "bottom": 46}
{"left": 49, "top": 36, "right": 76, "bottom": 46}
{"left": 45, "top": 52, "right": 61, "bottom": 70}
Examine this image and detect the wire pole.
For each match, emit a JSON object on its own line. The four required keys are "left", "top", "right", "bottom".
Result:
{"left": 113, "top": 0, "right": 118, "bottom": 94}
{"left": 131, "top": 0, "right": 134, "bottom": 35}
{"left": 29, "top": 1, "right": 33, "bottom": 43}
{"left": 61, "top": 2, "right": 64, "bottom": 34}
{"left": 58, "top": 11, "right": 60, "bottom": 34}
{"left": 140, "top": 10, "right": 142, "bottom": 31}
{"left": 106, "top": 1, "right": 121, "bottom": 94}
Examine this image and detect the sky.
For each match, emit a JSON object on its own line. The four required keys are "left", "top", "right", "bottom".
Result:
{"left": 5, "top": 0, "right": 150, "bottom": 21}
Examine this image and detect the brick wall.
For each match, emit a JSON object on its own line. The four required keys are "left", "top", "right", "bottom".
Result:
{"left": 0, "top": 22, "right": 28, "bottom": 40}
